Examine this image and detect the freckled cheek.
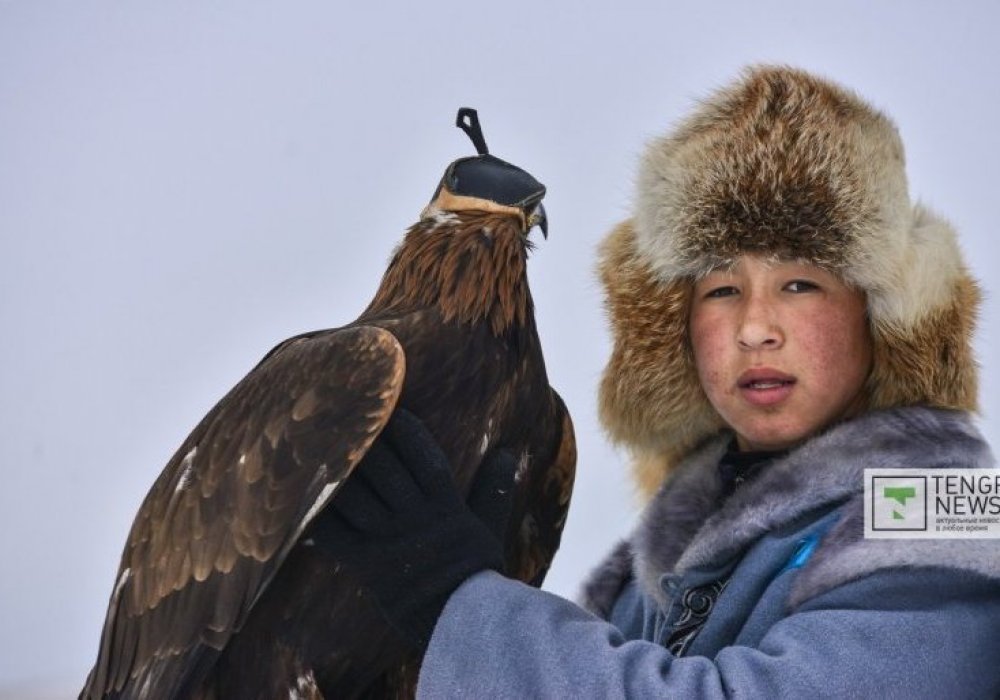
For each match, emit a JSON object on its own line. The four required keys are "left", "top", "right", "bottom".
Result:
{"left": 798, "top": 310, "right": 870, "bottom": 384}
{"left": 689, "top": 329, "right": 730, "bottom": 398}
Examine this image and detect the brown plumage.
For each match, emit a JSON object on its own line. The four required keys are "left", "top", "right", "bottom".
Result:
{"left": 81, "top": 201, "right": 575, "bottom": 698}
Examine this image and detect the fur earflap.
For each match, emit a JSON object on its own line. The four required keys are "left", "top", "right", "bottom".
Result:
{"left": 597, "top": 221, "right": 724, "bottom": 496}
{"left": 598, "top": 65, "right": 980, "bottom": 498}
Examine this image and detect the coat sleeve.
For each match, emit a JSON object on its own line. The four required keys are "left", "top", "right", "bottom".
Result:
{"left": 417, "top": 568, "right": 1000, "bottom": 699}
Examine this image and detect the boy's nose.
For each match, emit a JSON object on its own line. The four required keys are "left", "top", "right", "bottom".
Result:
{"left": 736, "top": 298, "right": 783, "bottom": 350}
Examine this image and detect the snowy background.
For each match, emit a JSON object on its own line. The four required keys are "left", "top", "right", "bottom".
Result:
{"left": 2, "top": 1, "right": 998, "bottom": 695}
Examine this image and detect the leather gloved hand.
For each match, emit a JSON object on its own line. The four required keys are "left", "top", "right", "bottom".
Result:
{"left": 311, "top": 408, "right": 518, "bottom": 650}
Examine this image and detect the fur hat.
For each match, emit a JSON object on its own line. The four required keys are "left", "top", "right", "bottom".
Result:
{"left": 598, "top": 65, "right": 980, "bottom": 498}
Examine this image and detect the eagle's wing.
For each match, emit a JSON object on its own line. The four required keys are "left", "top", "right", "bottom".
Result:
{"left": 82, "top": 325, "right": 405, "bottom": 699}
{"left": 510, "top": 389, "right": 576, "bottom": 586}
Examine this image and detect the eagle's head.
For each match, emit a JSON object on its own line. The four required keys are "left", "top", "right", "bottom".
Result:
{"left": 421, "top": 108, "right": 547, "bottom": 238}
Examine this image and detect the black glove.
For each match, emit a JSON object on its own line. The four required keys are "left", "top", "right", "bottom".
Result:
{"left": 312, "top": 408, "right": 518, "bottom": 650}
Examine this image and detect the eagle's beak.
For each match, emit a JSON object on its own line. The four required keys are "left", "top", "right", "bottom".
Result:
{"left": 528, "top": 202, "right": 548, "bottom": 239}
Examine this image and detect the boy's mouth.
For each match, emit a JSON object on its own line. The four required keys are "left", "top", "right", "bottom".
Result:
{"left": 738, "top": 369, "right": 796, "bottom": 405}
{"left": 743, "top": 379, "right": 792, "bottom": 389}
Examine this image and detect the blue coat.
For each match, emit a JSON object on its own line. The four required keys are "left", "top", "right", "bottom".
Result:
{"left": 418, "top": 408, "right": 1000, "bottom": 698}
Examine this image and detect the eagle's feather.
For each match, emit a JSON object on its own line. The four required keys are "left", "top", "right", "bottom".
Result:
{"left": 82, "top": 211, "right": 575, "bottom": 699}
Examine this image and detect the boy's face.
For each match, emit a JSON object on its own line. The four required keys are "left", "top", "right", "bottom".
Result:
{"left": 689, "top": 255, "right": 872, "bottom": 452}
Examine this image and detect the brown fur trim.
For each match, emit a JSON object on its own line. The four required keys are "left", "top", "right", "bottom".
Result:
{"left": 869, "top": 272, "right": 980, "bottom": 412}
{"left": 597, "top": 221, "right": 723, "bottom": 497}
{"left": 634, "top": 65, "right": 909, "bottom": 286}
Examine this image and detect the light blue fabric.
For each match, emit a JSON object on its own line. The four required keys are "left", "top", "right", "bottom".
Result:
{"left": 420, "top": 566, "right": 999, "bottom": 699}
{"left": 417, "top": 408, "right": 1000, "bottom": 699}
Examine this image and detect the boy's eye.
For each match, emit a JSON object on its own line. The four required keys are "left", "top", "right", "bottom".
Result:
{"left": 704, "top": 286, "right": 738, "bottom": 299}
{"left": 785, "top": 280, "right": 818, "bottom": 293}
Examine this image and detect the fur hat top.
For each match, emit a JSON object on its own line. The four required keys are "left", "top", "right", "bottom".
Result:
{"left": 598, "top": 66, "right": 980, "bottom": 497}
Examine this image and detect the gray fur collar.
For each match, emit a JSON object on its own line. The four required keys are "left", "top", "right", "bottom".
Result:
{"left": 580, "top": 407, "right": 997, "bottom": 615}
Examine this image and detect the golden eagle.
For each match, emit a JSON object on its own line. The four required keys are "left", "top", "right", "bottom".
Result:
{"left": 81, "top": 108, "right": 575, "bottom": 699}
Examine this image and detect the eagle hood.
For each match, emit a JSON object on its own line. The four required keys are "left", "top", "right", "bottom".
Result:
{"left": 598, "top": 65, "right": 981, "bottom": 498}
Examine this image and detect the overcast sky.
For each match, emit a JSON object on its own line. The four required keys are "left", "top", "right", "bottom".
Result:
{"left": 2, "top": 1, "right": 998, "bottom": 695}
